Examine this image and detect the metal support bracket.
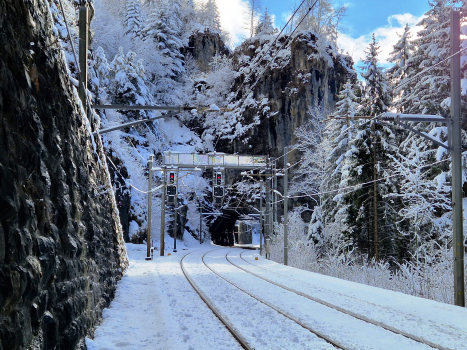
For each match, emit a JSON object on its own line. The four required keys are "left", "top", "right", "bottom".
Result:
{"left": 395, "top": 120, "right": 450, "bottom": 150}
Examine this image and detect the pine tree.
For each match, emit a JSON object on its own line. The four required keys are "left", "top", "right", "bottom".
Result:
{"left": 341, "top": 36, "right": 397, "bottom": 259}
{"left": 143, "top": 0, "right": 185, "bottom": 78}
{"left": 399, "top": 0, "right": 455, "bottom": 116}
{"left": 255, "top": 7, "right": 276, "bottom": 36}
{"left": 320, "top": 79, "right": 360, "bottom": 224}
{"left": 360, "top": 34, "right": 392, "bottom": 116}
{"left": 92, "top": 46, "right": 111, "bottom": 98}
{"left": 386, "top": 23, "right": 414, "bottom": 110}
{"left": 246, "top": 0, "right": 262, "bottom": 38}
{"left": 124, "top": 0, "right": 143, "bottom": 38}
{"left": 109, "top": 47, "right": 154, "bottom": 121}
{"left": 294, "top": 0, "right": 346, "bottom": 43}
{"left": 198, "top": 0, "right": 222, "bottom": 32}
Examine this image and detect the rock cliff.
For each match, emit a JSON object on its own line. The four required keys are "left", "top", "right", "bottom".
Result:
{"left": 184, "top": 29, "right": 230, "bottom": 72}
{"left": 219, "top": 32, "right": 353, "bottom": 162}
{"left": 0, "top": 1, "right": 127, "bottom": 349}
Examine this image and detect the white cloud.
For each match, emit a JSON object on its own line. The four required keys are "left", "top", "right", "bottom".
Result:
{"left": 337, "top": 13, "right": 424, "bottom": 67}
{"left": 216, "top": 0, "right": 250, "bottom": 46}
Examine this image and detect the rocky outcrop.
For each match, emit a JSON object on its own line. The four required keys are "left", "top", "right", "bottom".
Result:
{"left": 185, "top": 29, "right": 230, "bottom": 72}
{"left": 0, "top": 1, "right": 127, "bottom": 349}
{"left": 220, "top": 33, "right": 353, "bottom": 163}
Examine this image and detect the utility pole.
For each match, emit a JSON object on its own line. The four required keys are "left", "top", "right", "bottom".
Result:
{"left": 269, "top": 161, "right": 274, "bottom": 237}
{"left": 146, "top": 155, "right": 154, "bottom": 260}
{"left": 199, "top": 195, "right": 203, "bottom": 244}
{"left": 259, "top": 182, "right": 263, "bottom": 255}
{"left": 173, "top": 169, "right": 178, "bottom": 253}
{"left": 265, "top": 160, "right": 271, "bottom": 244}
{"left": 372, "top": 121, "right": 379, "bottom": 260}
{"left": 78, "top": 5, "right": 88, "bottom": 116}
{"left": 283, "top": 147, "right": 289, "bottom": 266}
{"left": 273, "top": 163, "right": 278, "bottom": 227}
{"left": 160, "top": 166, "right": 166, "bottom": 256}
{"left": 451, "top": 9, "right": 464, "bottom": 307}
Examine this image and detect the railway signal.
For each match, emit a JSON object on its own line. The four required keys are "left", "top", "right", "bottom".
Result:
{"left": 213, "top": 171, "right": 224, "bottom": 207}
{"left": 167, "top": 172, "right": 177, "bottom": 204}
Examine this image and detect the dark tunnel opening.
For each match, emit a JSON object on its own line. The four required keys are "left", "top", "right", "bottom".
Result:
{"left": 209, "top": 210, "right": 240, "bottom": 246}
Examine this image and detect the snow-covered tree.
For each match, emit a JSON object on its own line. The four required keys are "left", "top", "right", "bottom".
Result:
{"left": 360, "top": 34, "right": 392, "bottom": 116}
{"left": 398, "top": 0, "right": 455, "bottom": 116}
{"left": 143, "top": 0, "right": 185, "bottom": 78}
{"left": 292, "top": 104, "right": 332, "bottom": 203}
{"left": 255, "top": 7, "right": 276, "bottom": 36}
{"left": 197, "top": 0, "right": 222, "bottom": 32}
{"left": 386, "top": 23, "right": 415, "bottom": 109}
{"left": 109, "top": 47, "right": 154, "bottom": 121}
{"left": 246, "top": 0, "right": 262, "bottom": 38}
{"left": 124, "top": 0, "right": 144, "bottom": 38}
{"left": 91, "top": 46, "right": 111, "bottom": 100}
{"left": 294, "top": 0, "right": 346, "bottom": 43}
{"left": 385, "top": 125, "right": 452, "bottom": 263}
{"left": 339, "top": 36, "right": 397, "bottom": 259}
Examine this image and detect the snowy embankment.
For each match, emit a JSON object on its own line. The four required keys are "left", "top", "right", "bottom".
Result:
{"left": 87, "top": 244, "right": 467, "bottom": 350}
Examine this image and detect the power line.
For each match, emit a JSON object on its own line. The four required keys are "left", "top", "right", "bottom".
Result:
{"left": 57, "top": 0, "right": 80, "bottom": 76}
{"left": 235, "top": 0, "right": 315, "bottom": 96}
{"left": 288, "top": 158, "right": 450, "bottom": 200}
{"left": 350, "top": 46, "right": 467, "bottom": 129}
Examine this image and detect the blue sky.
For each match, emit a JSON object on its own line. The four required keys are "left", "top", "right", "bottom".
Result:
{"left": 216, "top": 0, "right": 432, "bottom": 65}
{"left": 266, "top": 1, "right": 431, "bottom": 37}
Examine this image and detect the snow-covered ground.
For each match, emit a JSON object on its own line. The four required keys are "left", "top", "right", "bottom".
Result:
{"left": 86, "top": 243, "right": 467, "bottom": 350}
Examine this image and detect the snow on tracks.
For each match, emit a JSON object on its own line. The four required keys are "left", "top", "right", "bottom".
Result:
{"left": 237, "top": 250, "right": 467, "bottom": 350}
{"left": 202, "top": 249, "right": 435, "bottom": 350}
{"left": 182, "top": 249, "right": 337, "bottom": 350}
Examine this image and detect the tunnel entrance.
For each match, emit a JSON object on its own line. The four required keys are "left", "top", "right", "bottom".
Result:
{"left": 209, "top": 210, "right": 240, "bottom": 246}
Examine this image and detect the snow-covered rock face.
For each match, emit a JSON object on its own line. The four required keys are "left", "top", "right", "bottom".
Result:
{"left": 184, "top": 29, "right": 230, "bottom": 72}
{"left": 220, "top": 33, "right": 352, "bottom": 162}
{"left": 0, "top": 1, "right": 127, "bottom": 349}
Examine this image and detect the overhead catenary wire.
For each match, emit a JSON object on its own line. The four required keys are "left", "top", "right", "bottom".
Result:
{"left": 265, "top": 1, "right": 319, "bottom": 68}
{"left": 57, "top": 0, "right": 81, "bottom": 76}
{"left": 348, "top": 46, "right": 467, "bottom": 129}
{"left": 236, "top": 0, "right": 316, "bottom": 95}
{"left": 286, "top": 158, "right": 451, "bottom": 201}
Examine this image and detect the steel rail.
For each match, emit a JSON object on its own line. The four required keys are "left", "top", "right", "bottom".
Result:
{"left": 233, "top": 251, "right": 452, "bottom": 350}
{"left": 180, "top": 252, "right": 252, "bottom": 350}
{"left": 202, "top": 250, "right": 348, "bottom": 350}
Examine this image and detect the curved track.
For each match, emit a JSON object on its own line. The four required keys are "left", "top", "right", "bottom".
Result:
{"left": 181, "top": 249, "right": 342, "bottom": 350}
{"left": 180, "top": 252, "right": 252, "bottom": 350}
{"left": 203, "top": 249, "right": 444, "bottom": 350}
{"left": 230, "top": 250, "right": 463, "bottom": 350}
{"left": 223, "top": 251, "right": 445, "bottom": 349}
{"left": 200, "top": 251, "right": 347, "bottom": 349}
{"left": 180, "top": 248, "right": 454, "bottom": 350}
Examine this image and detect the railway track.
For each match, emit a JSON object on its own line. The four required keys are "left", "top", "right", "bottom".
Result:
{"left": 223, "top": 251, "right": 448, "bottom": 350}
{"left": 180, "top": 248, "right": 446, "bottom": 350}
{"left": 234, "top": 250, "right": 463, "bottom": 350}
{"left": 181, "top": 249, "right": 342, "bottom": 350}
{"left": 180, "top": 252, "right": 251, "bottom": 350}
